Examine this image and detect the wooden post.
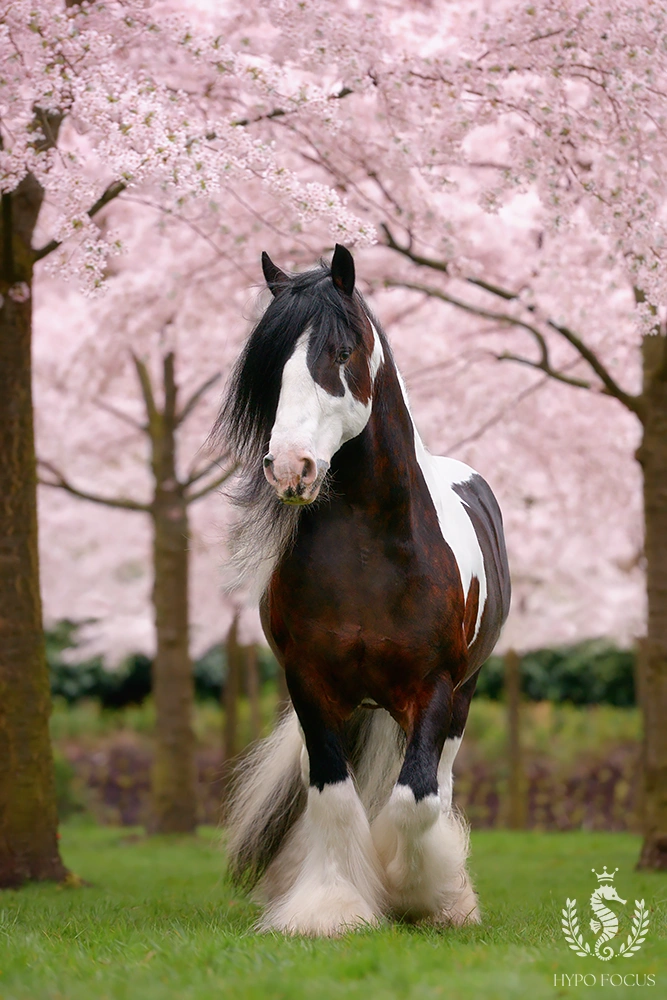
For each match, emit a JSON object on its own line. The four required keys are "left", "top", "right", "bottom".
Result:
{"left": 224, "top": 613, "right": 240, "bottom": 766}
{"left": 275, "top": 660, "right": 290, "bottom": 718}
{"left": 245, "top": 644, "right": 262, "bottom": 742}
{"left": 505, "top": 648, "right": 527, "bottom": 829}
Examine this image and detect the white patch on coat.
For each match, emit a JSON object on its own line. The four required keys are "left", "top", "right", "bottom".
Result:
{"left": 438, "top": 735, "right": 463, "bottom": 814}
{"left": 396, "top": 372, "right": 487, "bottom": 644}
{"left": 258, "top": 777, "right": 386, "bottom": 936}
{"left": 367, "top": 322, "right": 385, "bottom": 380}
{"left": 371, "top": 784, "right": 477, "bottom": 923}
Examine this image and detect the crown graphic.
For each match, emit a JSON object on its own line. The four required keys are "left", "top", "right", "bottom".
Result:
{"left": 591, "top": 866, "right": 618, "bottom": 883}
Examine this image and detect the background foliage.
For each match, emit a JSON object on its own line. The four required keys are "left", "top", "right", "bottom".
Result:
{"left": 48, "top": 623, "right": 637, "bottom": 708}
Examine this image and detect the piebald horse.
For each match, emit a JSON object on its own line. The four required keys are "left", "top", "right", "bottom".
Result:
{"left": 218, "top": 245, "right": 510, "bottom": 936}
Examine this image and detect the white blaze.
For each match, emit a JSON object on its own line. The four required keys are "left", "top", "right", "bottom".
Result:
{"left": 268, "top": 327, "right": 383, "bottom": 470}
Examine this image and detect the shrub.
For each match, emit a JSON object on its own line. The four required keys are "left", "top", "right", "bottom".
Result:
{"left": 46, "top": 622, "right": 637, "bottom": 709}
{"left": 475, "top": 639, "right": 636, "bottom": 706}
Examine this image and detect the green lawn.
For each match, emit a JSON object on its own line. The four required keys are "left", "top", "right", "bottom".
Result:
{"left": 0, "top": 825, "right": 664, "bottom": 1000}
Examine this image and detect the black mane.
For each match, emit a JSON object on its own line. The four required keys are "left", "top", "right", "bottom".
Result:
{"left": 213, "top": 256, "right": 389, "bottom": 590}
{"left": 215, "top": 259, "right": 372, "bottom": 483}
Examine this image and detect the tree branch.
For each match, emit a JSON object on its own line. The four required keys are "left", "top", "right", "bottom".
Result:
{"left": 93, "top": 398, "right": 146, "bottom": 432}
{"left": 131, "top": 352, "right": 160, "bottom": 444}
{"left": 543, "top": 317, "right": 644, "bottom": 416}
{"left": 38, "top": 460, "right": 149, "bottom": 512}
{"left": 185, "top": 464, "right": 236, "bottom": 504}
{"left": 230, "top": 87, "right": 352, "bottom": 128}
{"left": 446, "top": 373, "right": 550, "bottom": 453}
{"left": 385, "top": 278, "right": 553, "bottom": 342}
{"left": 382, "top": 222, "right": 518, "bottom": 301}
{"left": 183, "top": 455, "right": 231, "bottom": 489}
{"left": 495, "top": 350, "right": 592, "bottom": 391}
{"left": 163, "top": 351, "right": 177, "bottom": 426}
{"left": 634, "top": 285, "right": 667, "bottom": 383}
{"left": 33, "top": 180, "right": 127, "bottom": 261}
{"left": 385, "top": 253, "right": 644, "bottom": 418}
{"left": 176, "top": 372, "right": 222, "bottom": 427}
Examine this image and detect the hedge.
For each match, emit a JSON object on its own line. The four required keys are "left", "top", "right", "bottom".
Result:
{"left": 47, "top": 622, "right": 636, "bottom": 709}
{"left": 474, "top": 639, "right": 636, "bottom": 707}
{"left": 47, "top": 621, "right": 278, "bottom": 707}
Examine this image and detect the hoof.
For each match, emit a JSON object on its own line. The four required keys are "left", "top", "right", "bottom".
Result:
{"left": 433, "top": 879, "right": 481, "bottom": 927}
{"left": 257, "top": 882, "right": 381, "bottom": 937}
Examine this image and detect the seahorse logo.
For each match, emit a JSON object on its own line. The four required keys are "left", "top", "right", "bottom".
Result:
{"left": 561, "top": 867, "right": 650, "bottom": 960}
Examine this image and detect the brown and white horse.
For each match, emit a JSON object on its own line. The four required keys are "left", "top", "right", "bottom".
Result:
{"left": 217, "top": 245, "right": 510, "bottom": 936}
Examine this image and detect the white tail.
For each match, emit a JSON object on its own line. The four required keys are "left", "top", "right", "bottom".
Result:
{"left": 225, "top": 708, "right": 306, "bottom": 888}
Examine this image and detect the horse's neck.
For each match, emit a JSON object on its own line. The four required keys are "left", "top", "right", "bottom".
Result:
{"left": 331, "top": 356, "right": 424, "bottom": 512}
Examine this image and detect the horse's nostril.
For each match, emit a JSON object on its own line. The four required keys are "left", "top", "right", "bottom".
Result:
{"left": 301, "top": 457, "right": 316, "bottom": 483}
{"left": 263, "top": 454, "right": 274, "bottom": 469}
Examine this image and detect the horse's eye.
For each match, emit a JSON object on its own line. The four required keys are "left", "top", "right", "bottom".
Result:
{"left": 336, "top": 349, "right": 352, "bottom": 364}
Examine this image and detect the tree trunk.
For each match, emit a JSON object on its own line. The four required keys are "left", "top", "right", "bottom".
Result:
{"left": 636, "top": 333, "right": 667, "bottom": 868}
{"left": 0, "top": 180, "right": 68, "bottom": 885}
{"left": 149, "top": 355, "right": 197, "bottom": 834}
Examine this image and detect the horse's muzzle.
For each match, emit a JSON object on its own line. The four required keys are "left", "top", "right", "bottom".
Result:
{"left": 263, "top": 453, "right": 329, "bottom": 504}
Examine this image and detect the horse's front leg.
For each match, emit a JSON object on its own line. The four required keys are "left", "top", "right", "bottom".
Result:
{"left": 371, "top": 673, "right": 480, "bottom": 925}
{"left": 258, "top": 666, "right": 385, "bottom": 936}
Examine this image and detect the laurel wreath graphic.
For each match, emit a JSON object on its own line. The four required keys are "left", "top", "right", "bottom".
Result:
{"left": 561, "top": 898, "right": 650, "bottom": 959}
{"left": 618, "top": 899, "right": 650, "bottom": 958}
{"left": 562, "top": 899, "right": 591, "bottom": 957}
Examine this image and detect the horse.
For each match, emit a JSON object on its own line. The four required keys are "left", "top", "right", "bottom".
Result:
{"left": 216, "top": 244, "right": 511, "bottom": 936}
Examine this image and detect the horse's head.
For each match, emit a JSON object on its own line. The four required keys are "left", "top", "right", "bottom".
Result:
{"left": 255, "top": 245, "right": 383, "bottom": 505}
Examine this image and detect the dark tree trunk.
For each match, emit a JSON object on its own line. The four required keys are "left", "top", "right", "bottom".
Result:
{"left": 0, "top": 177, "right": 68, "bottom": 885}
{"left": 148, "top": 354, "right": 197, "bottom": 834}
{"left": 636, "top": 333, "right": 667, "bottom": 869}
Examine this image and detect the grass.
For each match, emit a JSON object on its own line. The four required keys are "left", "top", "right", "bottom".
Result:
{"left": 50, "top": 696, "right": 640, "bottom": 761}
{"left": 0, "top": 824, "right": 664, "bottom": 1000}
{"left": 463, "top": 700, "right": 640, "bottom": 765}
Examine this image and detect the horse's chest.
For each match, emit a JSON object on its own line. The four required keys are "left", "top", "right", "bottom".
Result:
{"left": 268, "top": 507, "right": 465, "bottom": 680}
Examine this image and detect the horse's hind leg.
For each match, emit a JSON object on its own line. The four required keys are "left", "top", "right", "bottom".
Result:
{"left": 258, "top": 669, "right": 385, "bottom": 936}
{"left": 371, "top": 673, "right": 479, "bottom": 925}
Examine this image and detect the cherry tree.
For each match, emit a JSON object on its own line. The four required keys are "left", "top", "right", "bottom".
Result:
{"left": 0, "top": 0, "right": 370, "bottom": 873}
{"left": 6, "top": 0, "right": 665, "bottom": 879}
{"left": 241, "top": 0, "right": 667, "bottom": 869}
{"left": 34, "top": 197, "right": 262, "bottom": 833}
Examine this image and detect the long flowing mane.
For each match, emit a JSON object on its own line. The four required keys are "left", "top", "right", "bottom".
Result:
{"left": 214, "top": 258, "right": 380, "bottom": 593}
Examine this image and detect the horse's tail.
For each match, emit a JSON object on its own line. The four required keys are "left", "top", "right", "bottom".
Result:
{"left": 225, "top": 707, "right": 307, "bottom": 889}
{"left": 345, "top": 707, "right": 406, "bottom": 820}
{"left": 225, "top": 704, "right": 406, "bottom": 888}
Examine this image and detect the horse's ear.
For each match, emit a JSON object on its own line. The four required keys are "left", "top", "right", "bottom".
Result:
{"left": 331, "top": 244, "right": 355, "bottom": 296}
{"left": 261, "top": 251, "right": 288, "bottom": 297}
